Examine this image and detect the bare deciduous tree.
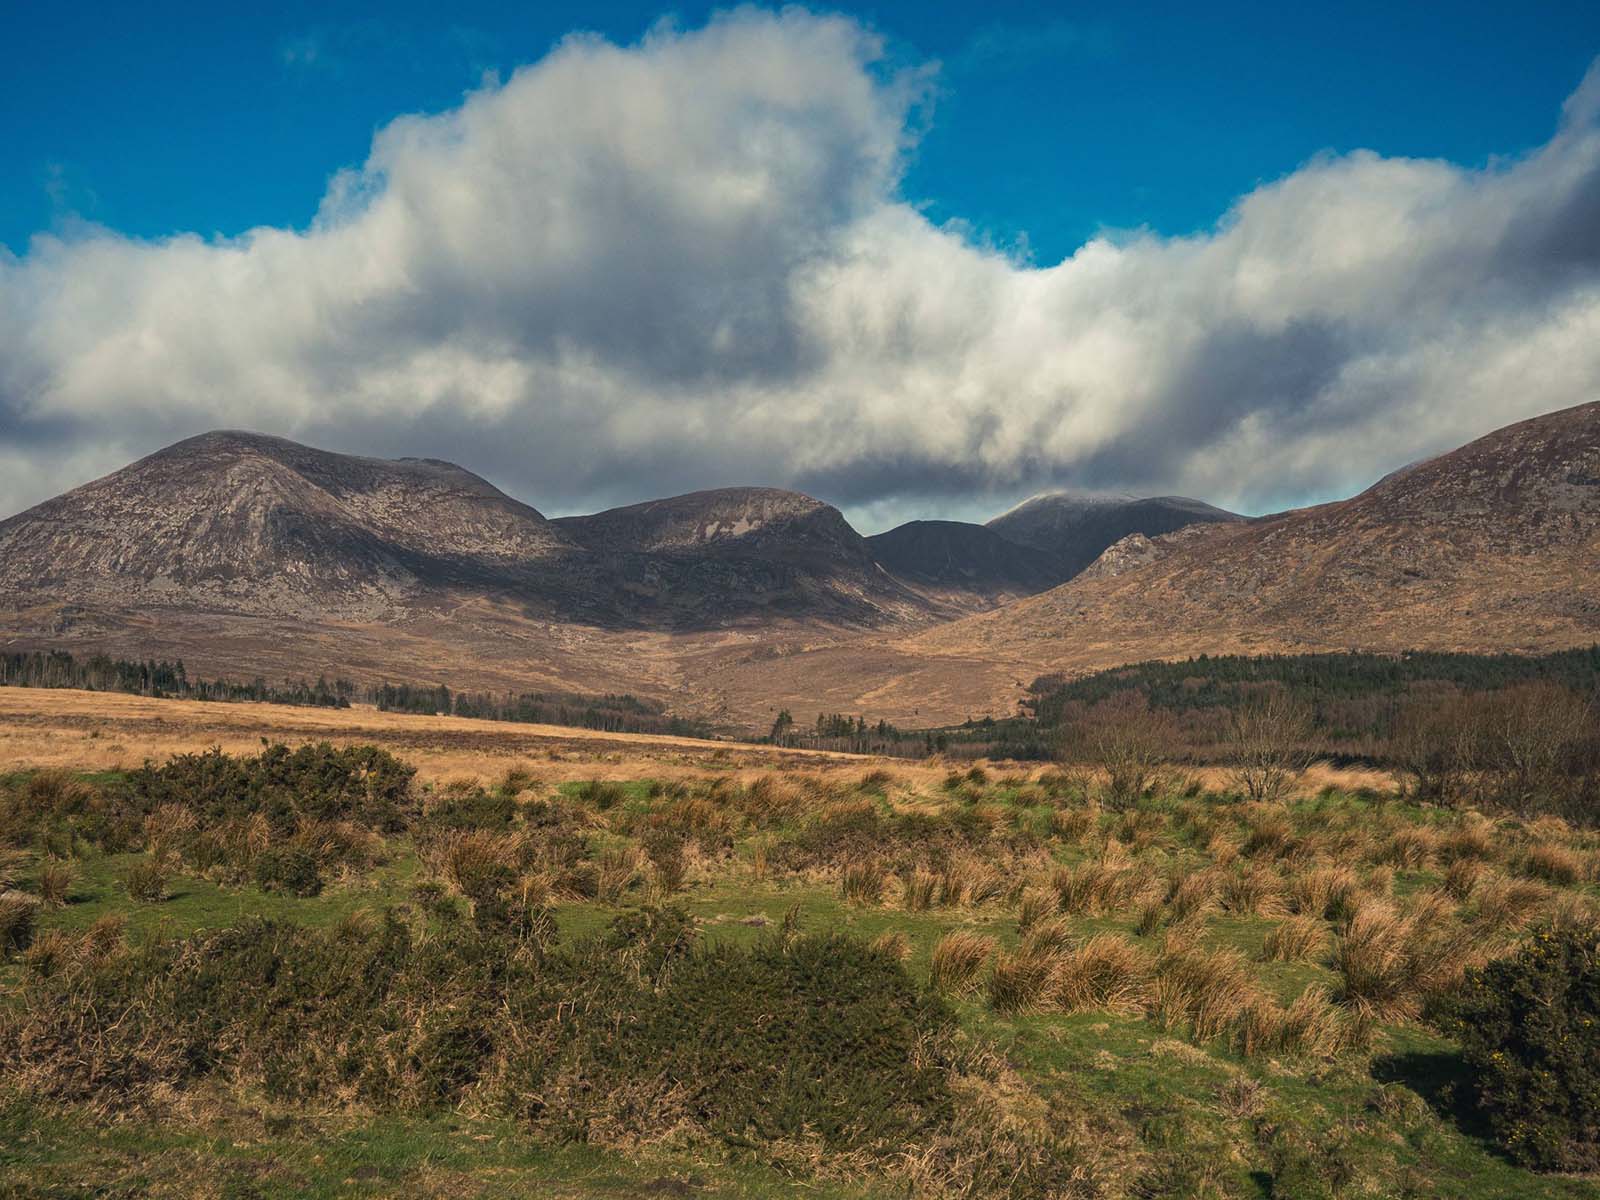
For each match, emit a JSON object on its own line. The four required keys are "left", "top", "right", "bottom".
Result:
{"left": 1225, "top": 690, "right": 1316, "bottom": 804}
{"left": 1057, "top": 692, "right": 1178, "bottom": 809}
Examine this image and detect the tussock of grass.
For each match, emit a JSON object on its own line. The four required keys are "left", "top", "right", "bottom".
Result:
{"left": 0, "top": 889, "right": 39, "bottom": 957}
{"left": 1152, "top": 942, "right": 1259, "bottom": 1043}
{"left": 1261, "top": 916, "right": 1328, "bottom": 963}
{"left": 1052, "top": 933, "right": 1153, "bottom": 1015}
{"left": 1287, "top": 866, "right": 1361, "bottom": 921}
{"left": 1053, "top": 861, "right": 1144, "bottom": 916}
{"left": 986, "top": 949, "right": 1055, "bottom": 1015}
{"left": 1334, "top": 904, "right": 1479, "bottom": 1020}
{"left": 929, "top": 931, "right": 996, "bottom": 995}
{"left": 1218, "top": 864, "right": 1285, "bottom": 916}
{"left": 36, "top": 859, "right": 71, "bottom": 907}
{"left": 1519, "top": 842, "right": 1589, "bottom": 886}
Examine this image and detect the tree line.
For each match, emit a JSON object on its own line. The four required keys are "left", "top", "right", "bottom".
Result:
{"left": 0, "top": 650, "right": 352, "bottom": 708}
{"left": 370, "top": 682, "right": 711, "bottom": 738}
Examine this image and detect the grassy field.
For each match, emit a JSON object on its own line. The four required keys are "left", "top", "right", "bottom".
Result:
{"left": 1, "top": 691, "right": 1597, "bottom": 1198}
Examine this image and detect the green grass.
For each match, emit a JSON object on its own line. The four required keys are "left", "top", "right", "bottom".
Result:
{"left": 6, "top": 763, "right": 1600, "bottom": 1197}
{"left": 0, "top": 1100, "right": 897, "bottom": 1199}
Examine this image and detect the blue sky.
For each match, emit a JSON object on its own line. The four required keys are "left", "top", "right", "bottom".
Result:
{"left": 3, "top": 4, "right": 1600, "bottom": 529}
{"left": 8, "top": 2, "right": 1597, "bottom": 263}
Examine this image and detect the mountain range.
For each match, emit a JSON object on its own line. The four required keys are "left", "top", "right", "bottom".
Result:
{"left": 1, "top": 402, "right": 1596, "bottom": 729}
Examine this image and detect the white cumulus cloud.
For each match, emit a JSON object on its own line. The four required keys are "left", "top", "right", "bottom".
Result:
{"left": 2, "top": 11, "right": 1599, "bottom": 530}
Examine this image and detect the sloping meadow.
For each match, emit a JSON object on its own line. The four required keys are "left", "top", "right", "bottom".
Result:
{"left": 2, "top": 745, "right": 1600, "bottom": 1197}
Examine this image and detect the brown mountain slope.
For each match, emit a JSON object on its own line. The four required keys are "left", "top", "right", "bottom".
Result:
{"left": 0, "top": 430, "right": 575, "bottom": 622}
{"left": 0, "top": 434, "right": 946, "bottom": 712}
{"left": 907, "top": 400, "right": 1600, "bottom": 671}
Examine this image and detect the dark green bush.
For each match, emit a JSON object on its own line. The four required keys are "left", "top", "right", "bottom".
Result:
{"left": 0, "top": 906, "right": 952, "bottom": 1158}
{"left": 422, "top": 786, "right": 516, "bottom": 831}
{"left": 1442, "top": 926, "right": 1600, "bottom": 1171}
{"left": 126, "top": 743, "right": 416, "bottom": 833}
{"left": 253, "top": 848, "right": 323, "bottom": 897}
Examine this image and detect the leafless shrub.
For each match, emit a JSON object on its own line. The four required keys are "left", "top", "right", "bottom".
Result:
{"left": 1224, "top": 691, "right": 1315, "bottom": 804}
{"left": 1058, "top": 693, "right": 1179, "bottom": 809}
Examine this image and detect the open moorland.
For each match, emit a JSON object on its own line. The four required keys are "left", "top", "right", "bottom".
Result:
{"left": 2, "top": 690, "right": 1598, "bottom": 1198}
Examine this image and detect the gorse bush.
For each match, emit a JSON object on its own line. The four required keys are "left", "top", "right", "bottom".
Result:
{"left": 0, "top": 906, "right": 953, "bottom": 1157}
{"left": 127, "top": 742, "right": 416, "bottom": 834}
{"left": 1442, "top": 925, "right": 1600, "bottom": 1172}
{"left": 252, "top": 847, "right": 324, "bottom": 897}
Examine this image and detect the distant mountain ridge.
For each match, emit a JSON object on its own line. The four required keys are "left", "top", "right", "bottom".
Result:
{"left": 987, "top": 492, "right": 1242, "bottom": 578}
{"left": 908, "top": 400, "right": 1600, "bottom": 679}
{"left": 865, "top": 520, "right": 1067, "bottom": 604}
{"left": 7, "top": 404, "right": 1592, "bottom": 732}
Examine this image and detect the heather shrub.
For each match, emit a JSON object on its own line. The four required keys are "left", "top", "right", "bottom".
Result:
{"left": 1441, "top": 926, "right": 1600, "bottom": 1172}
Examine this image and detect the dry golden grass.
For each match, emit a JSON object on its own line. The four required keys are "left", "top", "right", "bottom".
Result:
{"left": 929, "top": 932, "right": 997, "bottom": 995}
{"left": 0, "top": 686, "right": 880, "bottom": 787}
{"left": 1472, "top": 874, "right": 1554, "bottom": 931}
{"left": 36, "top": 859, "right": 71, "bottom": 907}
{"left": 1333, "top": 904, "right": 1479, "bottom": 1021}
{"left": 1519, "top": 842, "right": 1590, "bottom": 886}
{"left": 869, "top": 929, "right": 911, "bottom": 962}
{"left": 986, "top": 949, "right": 1055, "bottom": 1014}
{"left": 1016, "top": 886, "right": 1055, "bottom": 932}
{"left": 1443, "top": 858, "right": 1483, "bottom": 901}
{"left": 1218, "top": 864, "right": 1285, "bottom": 917}
{"left": 1235, "top": 986, "right": 1360, "bottom": 1061}
{"left": 1286, "top": 866, "right": 1361, "bottom": 921}
{"left": 841, "top": 860, "right": 887, "bottom": 906}
{"left": 1053, "top": 861, "right": 1144, "bottom": 917}
{"left": 1152, "top": 942, "right": 1259, "bottom": 1043}
{"left": 1261, "top": 916, "right": 1328, "bottom": 964}
{"left": 901, "top": 869, "right": 940, "bottom": 913}
{"left": 1051, "top": 934, "right": 1153, "bottom": 1015}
